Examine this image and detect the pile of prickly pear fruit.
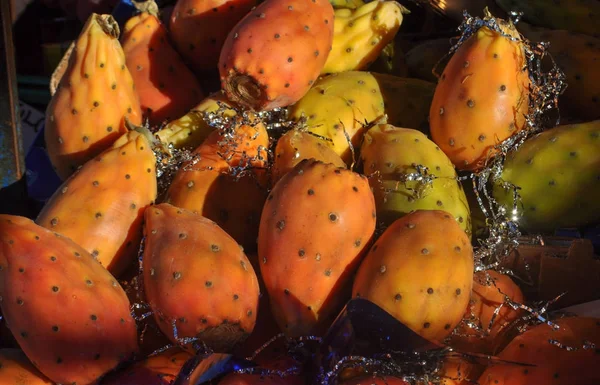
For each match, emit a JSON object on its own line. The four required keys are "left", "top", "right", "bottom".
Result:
{"left": 2, "top": 0, "right": 600, "bottom": 384}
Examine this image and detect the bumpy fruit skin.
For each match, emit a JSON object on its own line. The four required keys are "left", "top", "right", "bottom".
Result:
{"left": 142, "top": 203, "right": 260, "bottom": 353}
{"left": 169, "top": 0, "right": 258, "bottom": 72}
{"left": 258, "top": 159, "right": 377, "bottom": 337}
{"left": 447, "top": 270, "right": 524, "bottom": 355}
{"left": 360, "top": 124, "right": 471, "bottom": 236}
{"left": 271, "top": 129, "right": 346, "bottom": 185}
{"left": 478, "top": 316, "right": 600, "bottom": 385}
{"left": 36, "top": 129, "right": 158, "bottom": 278}
{"left": 405, "top": 38, "right": 452, "bottom": 83}
{"left": 352, "top": 210, "right": 474, "bottom": 344}
{"left": 0, "top": 349, "right": 53, "bottom": 385}
{"left": 492, "top": 120, "right": 600, "bottom": 232}
{"left": 0, "top": 215, "right": 139, "bottom": 385}
{"left": 121, "top": 8, "right": 204, "bottom": 125}
{"left": 219, "top": 0, "right": 335, "bottom": 110}
{"left": 429, "top": 16, "right": 531, "bottom": 171}
{"left": 322, "top": 1, "right": 406, "bottom": 74}
{"left": 45, "top": 13, "right": 142, "bottom": 180}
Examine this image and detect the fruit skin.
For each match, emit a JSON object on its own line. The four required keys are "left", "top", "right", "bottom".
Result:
{"left": 121, "top": 5, "right": 204, "bottom": 126}
{"left": 321, "top": 1, "right": 407, "bottom": 74}
{"left": 258, "top": 159, "right": 377, "bottom": 337}
{"left": 169, "top": 0, "right": 258, "bottom": 72}
{"left": 492, "top": 120, "right": 600, "bottom": 232}
{"left": 339, "top": 376, "right": 409, "bottom": 385}
{"left": 405, "top": 38, "right": 452, "bottom": 83}
{"left": 360, "top": 124, "right": 471, "bottom": 236}
{"left": 271, "top": 129, "right": 346, "bottom": 185}
{"left": 219, "top": 0, "right": 335, "bottom": 110}
{"left": 329, "top": 0, "right": 365, "bottom": 9}
{"left": 142, "top": 203, "right": 260, "bottom": 353}
{"left": 0, "top": 215, "right": 139, "bottom": 385}
{"left": 0, "top": 349, "right": 53, "bottom": 385}
{"left": 478, "top": 316, "right": 600, "bottom": 385}
{"left": 45, "top": 13, "right": 143, "bottom": 180}
{"left": 36, "top": 128, "right": 158, "bottom": 278}
{"left": 352, "top": 210, "right": 474, "bottom": 344}
{"left": 429, "top": 14, "right": 531, "bottom": 171}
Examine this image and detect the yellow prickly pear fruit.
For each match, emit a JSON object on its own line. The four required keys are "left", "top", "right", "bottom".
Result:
{"left": 45, "top": 13, "right": 143, "bottom": 180}
{"left": 328, "top": 0, "right": 365, "bottom": 10}
{"left": 321, "top": 1, "right": 408, "bottom": 74}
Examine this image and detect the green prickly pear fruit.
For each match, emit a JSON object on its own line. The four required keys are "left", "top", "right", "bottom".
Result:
{"left": 405, "top": 38, "right": 453, "bottom": 83}
{"left": 352, "top": 210, "right": 474, "bottom": 344}
{"left": 322, "top": 1, "right": 408, "bottom": 74}
{"left": 258, "top": 159, "right": 377, "bottom": 337}
{"left": 492, "top": 120, "right": 600, "bottom": 233}
{"left": 0, "top": 215, "right": 139, "bottom": 385}
{"left": 360, "top": 124, "right": 471, "bottom": 236}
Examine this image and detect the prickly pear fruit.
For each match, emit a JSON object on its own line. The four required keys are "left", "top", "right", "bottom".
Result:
{"left": 271, "top": 129, "right": 346, "bottom": 185}
{"left": 0, "top": 349, "right": 52, "bottom": 384}
{"left": 492, "top": 120, "right": 600, "bottom": 232}
{"left": 219, "top": 0, "right": 335, "bottom": 110}
{"left": 169, "top": 0, "right": 258, "bottom": 72}
{"left": 321, "top": 1, "right": 407, "bottom": 74}
{"left": 45, "top": 13, "right": 142, "bottom": 180}
{"left": 496, "top": 0, "right": 600, "bottom": 37}
{"left": 352, "top": 210, "right": 474, "bottom": 344}
{"left": 340, "top": 376, "right": 409, "bottom": 385}
{"left": 142, "top": 203, "right": 260, "bottom": 353}
{"left": 164, "top": 115, "right": 269, "bottom": 250}
{"left": 437, "top": 358, "right": 483, "bottom": 385}
{"left": 447, "top": 270, "right": 524, "bottom": 355}
{"left": 101, "top": 347, "right": 193, "bottom": 385}
{"left": 36, "top": 127, "right": 158, "bottom": 277}
{"left": 360, "top": 124, "right": 471, "bottom": 235}
{"left": 329, "top": 0, "right": 365, "bottom": 9}
{"left": 405, "top": 38, "right": 452, "bottom": 82}
{"left": 121, "top": 1, "right": 204, "bottom": 126}
{"left": 478, "top": 316, "right": 600, "bottom": 385}
{"left": 258, "top": 159, "right": 376, "bottom": 337}
{"left": 368, "top": 38, "right": 409, "bottom": 77}
{"left": 429, "top": 11, "right": 531, "bottom": 171}
{"left": 0, "top": 215, "right": 139, "bottom": 385}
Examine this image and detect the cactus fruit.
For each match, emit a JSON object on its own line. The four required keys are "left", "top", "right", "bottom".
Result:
{"left": 0, "top": 349, "right": 52, "bottom": 384}
{"left": 429, "top": 12, "right": 531, "bottom": 171}
{"left": 142, "top": 203, "right": 260, "bottom": 353}
{"left": 405, "top": 38, "right": 453, "bottom": 83}
{"left": 45, "top": 13, "right": 143, "bottom": 180}
{"left": 352, "top": 210, "right": 474, "bottom": 344}
{"left": 368, "top": 39, "right": 409, "bottom": 77}
{"left": 219, "top": 0, "right": 335, "bottom": 110}
{"left": 478, "top": 316, "right": 600, "bottom": 385}
{"left": 169, "top": 0, "right": 258, "bottom": 72}
{"left": 271, "top": 129, "right": 346, "bottom": 185}
{"left": 121, "top": 1, "right": 204, "bottom": 126}
{"left": 321, "top": 1, "right": 408, "bottom": 74}
{"left": 0, "top": 215, "right": 139, "bottom": 385}
{"left": 492, "top": 120, "right": 600, "bottom": 232}
{"left": 258, "top": 159, "right": 376, "bottom": 337}
{"left": 329, "top": 0, "right": 365, "bottom": 9}
{"left": 360, "top": 124, "right": 471, "bottom": 235}
{"left": 340, "top": 376, "right": 409, "bottom": 385}
{"left": 36, "top": 128, "right": 158, "bottom": 277}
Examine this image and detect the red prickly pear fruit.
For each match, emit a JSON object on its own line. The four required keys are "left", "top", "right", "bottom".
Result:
{"left": 339, "top": 376, "right": 410, "bottom": 385}
{"left": 142, "top": 203, "right": 260, "bottom": 353}
{"left": 45, "top": 13, "right": 143, "bottom": 180}
{"left": 169, "top": 0, "right": 258, "bottom": 72}
{"left": 121, "top": 1, "right": 205, "bottom": 126}
{"left": 0, "top": 349, "right": 53, "bottom": 384}
{"left": 429, "top": 10, "right": 531, "bottom": 171}
{"left": 258, "top": 159, "right": 377, "bottom": 337}
{"left": 219, "top": 0, "right": 335, "bottom": 110}
{"left": 36, "top": 128, "right": 158, "bottom": 278}
{"left": 352, "top": 210, "right": 474, "bottom": 344}
{"left": 0, "top": 215, "right": 139, "bottom": 385}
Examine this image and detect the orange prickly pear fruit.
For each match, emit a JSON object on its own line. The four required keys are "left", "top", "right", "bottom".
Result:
{"left": 0, "top": 215, "right": 139, "bottom": 385}
{"left": 352, "top": 210, "right": 474, "bottom": 344}
{"left": 258, "top": 159, "right": 377, "bottom": 337}
{"left": 121, "top": 0, "right": 205, "bottom": 126}
{"left": 219, "top": 0, "right": 335, "bottom": 110}
{"left": 0, "top": 349, "right": 52, "bottom": 384}
{"left": 429, "top": 10, "right": 531, "bottom": 171}
{"left": 36, "top": 127, "right": 158, "bottom": 278}
{"left": 45, "top": 13, "right": 143, "bottom": 180}
{"left": 142, "top": 203, "right": 260, "bottom": 353}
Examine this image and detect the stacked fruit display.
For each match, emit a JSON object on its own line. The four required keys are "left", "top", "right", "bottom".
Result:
{"left": 0, "top": 0, "right": 599, "bottom": 384}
